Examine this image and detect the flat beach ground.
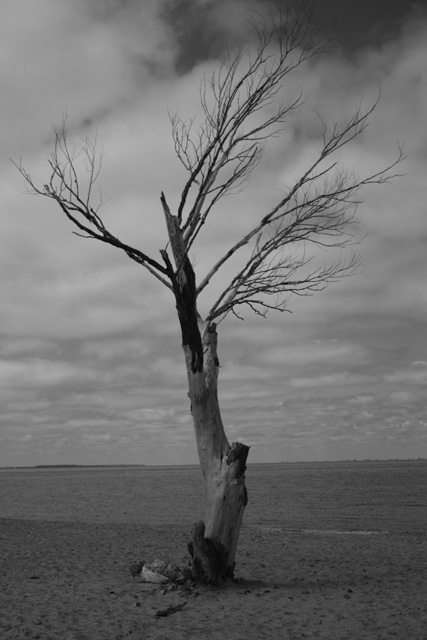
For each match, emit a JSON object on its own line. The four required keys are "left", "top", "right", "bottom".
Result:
{"left": 1, "top": 461, "right": 426, "bottom": 640}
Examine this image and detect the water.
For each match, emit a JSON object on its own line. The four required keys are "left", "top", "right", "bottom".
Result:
{"left": 1, "top": 461, "right": 426, "bottom": 533}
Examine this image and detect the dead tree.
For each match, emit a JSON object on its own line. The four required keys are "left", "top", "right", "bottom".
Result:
{"left": 14, "top": 4, "right": 403, "bottom": 583}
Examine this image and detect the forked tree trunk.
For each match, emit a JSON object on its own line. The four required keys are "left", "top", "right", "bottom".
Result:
{"left": 185, "top": 324, "right": 250, "bottom": 584}
{"left": 161, "top": 193, "right": 249, "bottom": 584}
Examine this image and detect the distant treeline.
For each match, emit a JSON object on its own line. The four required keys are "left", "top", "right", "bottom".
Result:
{"left": 1, "top": 459, "right": 426, "bottom": 470}
{"left": 35, "top": 464, "right": 147, "bottom": 468}
{"left": 2, "top": 464, "right": 147, "bottom": 469}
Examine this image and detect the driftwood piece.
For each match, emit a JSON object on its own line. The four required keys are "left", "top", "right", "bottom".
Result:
{"left": 141, "top": 565, "right": 169, "bottom": 583}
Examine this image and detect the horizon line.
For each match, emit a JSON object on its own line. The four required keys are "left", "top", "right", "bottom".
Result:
{"left": 1, "top": 457, "right": 426, "bottom": 469}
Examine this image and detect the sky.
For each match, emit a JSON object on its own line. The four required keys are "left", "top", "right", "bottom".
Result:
{"left": 1, "top": 0, "right": 426, "bottom": 466}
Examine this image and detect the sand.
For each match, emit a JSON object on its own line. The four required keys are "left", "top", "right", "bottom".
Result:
{"left": 1, "top": 517, "right": 426, "bottom": 639}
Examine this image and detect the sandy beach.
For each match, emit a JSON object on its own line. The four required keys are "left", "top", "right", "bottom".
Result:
{"left": 1, "top": 464, "right": 426, "bottom": 639}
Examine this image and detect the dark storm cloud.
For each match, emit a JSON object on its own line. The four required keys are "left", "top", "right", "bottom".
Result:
{"left": 161, "top": 0, "right": 228, "bottom": 72}
{"left": 1, "top": 0, "right": 427, "bottom": 465}
{"left": 310, "top": 0, "right": 426, "bottom": 51}
{"left": 161, "top": 0, "right": 427, "bottom": 74}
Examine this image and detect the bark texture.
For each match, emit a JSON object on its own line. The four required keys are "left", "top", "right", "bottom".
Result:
{"left": 188, "top": 441, "right": 249, "bottom": 583}
{"left": 161, "top": 193, "right": 250, "bottom": 584}
{"left": 184, "top": 323, "right": 250, "bottom": 583}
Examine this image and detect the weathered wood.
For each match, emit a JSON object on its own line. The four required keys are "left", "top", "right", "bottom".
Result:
{"left": 188, "top": 521, "right": 230, "bottom": 583}
{"left": 162, "top": 191, "right": 250, "bottom": 584}
{"left": 188, "top": 441, "right": 250, "bottom": 583}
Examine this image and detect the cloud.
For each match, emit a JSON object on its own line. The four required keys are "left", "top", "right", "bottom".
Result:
{"left": 289, "top": 372, "right": 374, "bottom": 389}
{"left": 387, "top": 391, "right": 419, "bottom": 404}
{"left": 0, "top": 358, "right": 99, "bottom": 388}
{"left": 1, "top": 2, "right": 427, "bottom": 465}
{"left": 384, "top": 362, "right": 427, "bottom": 385}
{"left": 0, "top": 0, "right": 176, "bottom": 159}
{"left": 0, "top": 338, "right": 59, "bottom": 358}
{"left": 222, "top": 389, "right": 427, "bottom": 461}
{"left": 257, "top": 340, "right": 369, "bottom": 367}
{"left": 346, "top": 394, "right": 376, "bottom": 405}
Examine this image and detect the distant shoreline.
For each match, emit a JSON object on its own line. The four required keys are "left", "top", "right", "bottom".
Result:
{"left": 1, "top": 459, "right": 426, "bottom": 470}
{"left": 0, "top": 464, "right": 148, "bottom": 469}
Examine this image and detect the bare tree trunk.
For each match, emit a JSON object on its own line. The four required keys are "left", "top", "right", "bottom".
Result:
{"left": 185, "top": 324, "right": 249, "bottom": 584}
{"left": 17, "top": 7, "right": 403, "bottom": 589}
{"left": 161, "top": 193, "right": 249, "bottom": 584}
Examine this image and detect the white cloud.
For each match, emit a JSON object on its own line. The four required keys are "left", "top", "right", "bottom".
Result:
{"left": 257, "top": 340, "right": 369, "bottom": 367}
{"left": 387, "top": 391, "right": 419, "bottom": 404}
{"left": 384, "top": 363, "right": 427, "bottom": 385}
{"left": 1, "top": 3, "right": 427, "bottom": 464}
{"left": 0, "top": 338, "right": 59, "bottom": 357}
{"left": 0, "top": 0, "right": 175, "bottom": 158}
{"left": 347, "top": 394, "right": 376, "bottom": 405}
{"left": 289, "top": 372, "right": 373, "bottom": 389}
{"left": 0, "top": 358, "right": 99, "bottom": 388}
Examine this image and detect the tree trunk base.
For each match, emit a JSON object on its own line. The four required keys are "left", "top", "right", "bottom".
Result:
{"left": 188, "top": 521, "right": 235, "bottom": 584}
{"left": 187, "top": 442, "right": 250, "bottom": 584}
